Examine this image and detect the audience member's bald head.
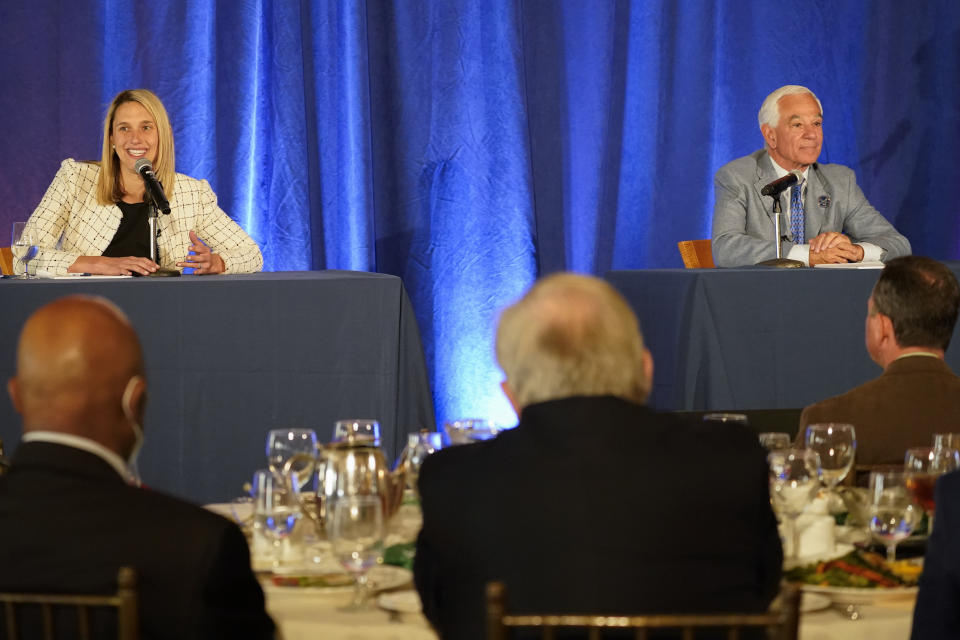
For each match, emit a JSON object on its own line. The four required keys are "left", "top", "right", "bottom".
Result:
{"left": 496, "top": 273, "right": 653, "bottom": 411}
{"left": 8, "top": 296, "right": 146, "bottom": 456}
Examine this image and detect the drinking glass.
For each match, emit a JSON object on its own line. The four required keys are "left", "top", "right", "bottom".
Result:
{"left": 253, "top": 470, "right": 303, "bottom": 568}
{"left": 702, "top": 413, "right": 749, "bottom": 425}
{"left": 333, "top": 419, "right": 380, "bottom": 445}
{"left": 395, "top": 431, "right": 443, "bottom": 493}
{"left": 933, "top": 433, "right": 960, "bottom": 452}
{"left": 768, "top": 448, "right": 821, "bottom": 560}
{"left": 11, "top": 222, "right": 37, "bottom": 279}
{"left": 758, "top": 432, "right": 792, "bottom": 451}
{"left": 266, "top": 429, "right": 318, "bottom": 491}
{"left": 443, "top": 419, "right": 500, "bottom": 445}
{"left": 328, "top": 495, "right": 385, "bottom": 610}
{"left": 805, "top": 423, "right": 857, "bottom": 492}
{"left": 867, "top": 471, "right": 919, "bottom": 562}
{"left": 905, "top": 446, "right": 960, "bottom": 531}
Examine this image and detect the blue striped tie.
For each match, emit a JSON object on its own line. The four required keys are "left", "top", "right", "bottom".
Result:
{"left": 790, "top": 182, "right": 805, "bottom": 245}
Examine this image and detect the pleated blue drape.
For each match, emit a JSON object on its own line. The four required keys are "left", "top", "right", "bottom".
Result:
{"left": 1, "top": 0, "right": 959, "bottom": 425}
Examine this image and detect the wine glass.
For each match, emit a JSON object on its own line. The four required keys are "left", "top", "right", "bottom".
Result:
{"left": 758, "top": 432, "right": 792, "bottom": 451}
{"left": 328, "top": 495, "right": 385, "bottom": 610}
{"left": 443, "top": 418, "right": 500, "bottom": 445}
{"left": 11, "top": 222, "right": 37, "bottom": 279}
{"left": 933, "top": 433, "right": 960, "bottom": 452}
{"left": 266, "top": 429, "right": 318, "bottom": 491}
{"left": 905, "top": 446, "right": 960, "bottom": 532}
{"left": 253, "top": 470, "right": 303, "bottom": 569}
{"left": 768, "top": 448, "right": 821, "bottom": 560}
{"left": 395, "top": 431, "right": 443, "bottom": 494}
{"left": 867, "top": 471, "right": 919, "bottom": 562}
{"left": 805, "top": 423, "right": 856, "bottom": 499}
{"left": 333, "top": 419, "right": 380, "bottom": 444}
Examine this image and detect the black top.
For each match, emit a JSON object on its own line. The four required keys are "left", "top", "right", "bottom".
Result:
{"left": 103, "top": 201, "right": 150, "bottom": 258}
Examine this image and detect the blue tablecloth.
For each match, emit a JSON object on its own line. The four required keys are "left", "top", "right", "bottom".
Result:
{"left": 606, "top": 264, "right": 960, "bottom": 412}
{"left": 0, "top": 271, "right": 434, "bottom": 504}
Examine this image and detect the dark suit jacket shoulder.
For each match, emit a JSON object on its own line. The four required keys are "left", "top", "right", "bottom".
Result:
{"left": 800, "top": 356, "right": 960, "bottom": 466}
{"left": 0, "top": 441, "right": 274, "bottom": 640}
{"left": 911, "top": 470, "right": 960, "bottom": 639}
{"left": 414, "top": 395, "right": 782, "bottom": 640}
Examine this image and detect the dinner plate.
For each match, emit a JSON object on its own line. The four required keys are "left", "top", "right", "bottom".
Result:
{"left": 800, "top": 593, "right": 832, "bottom": 613}
{"left": 799, "top": 584, "right": 919, "bottom": 605}
{"left": 377, "top": 589, "right": 422, "bottom": 614}
{"left": 262, "top": 565, "right": 413, "bottom": 594}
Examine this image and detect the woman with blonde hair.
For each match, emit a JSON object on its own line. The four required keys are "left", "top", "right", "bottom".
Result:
{"left": 20, "top": 89, "right": 262, "bottom": 276}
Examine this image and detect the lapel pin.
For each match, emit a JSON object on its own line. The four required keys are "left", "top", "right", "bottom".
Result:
{"left": 818, "top": 195, "right": 831, "bottom": 208}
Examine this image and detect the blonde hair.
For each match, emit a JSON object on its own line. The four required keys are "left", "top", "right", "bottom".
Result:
{"left": 495, "top": 273, "right": 650, "bottom": 409}
{"left": 97, "top": 89, "right": 175, "bottom": 205}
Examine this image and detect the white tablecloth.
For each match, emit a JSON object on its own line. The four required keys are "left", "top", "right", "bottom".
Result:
{"left": 800, "top": 599, "right": 914, "bottom": 640}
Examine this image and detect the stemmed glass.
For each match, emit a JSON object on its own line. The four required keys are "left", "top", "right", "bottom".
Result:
{"left": 768, "top": 448, "right": 821, "bottom": 560}
{"left": 333, "top": 419, "right": 380, "bottom": 444}
{"left": 266, "top": 429, "right": 318, "bottom": 491}
{"left": 805, "top": 424, "right": 856, "bottom": 510}
{"left": 758, "top": 432, "right": 792, "bottom": 451}
{"left": 11, "top": 222, "right": 37, "bottom": 278}
{"left": 905, "top": 446, "right": 960, "bottom": 532}
{"left": 933, "top": 433, "right": 960, "bottom": 452}
{"left": 395, "top": 431, "right": 443, "bottom": 494}
{"left": 867, "top": 471, "right": 919, "bottom": 562}
{"left": 253, "top": 470, "right": 303, "bottom": 569}
{"left": 328, "top": 495, "right": 385, "bottom": 611}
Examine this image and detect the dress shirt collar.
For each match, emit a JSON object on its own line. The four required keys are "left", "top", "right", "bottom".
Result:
{"left": 770, "top": 157, "right": 810, "bottom": 184}
{"left": 893, "top": 351, "right": 941, "bottom": 361}
{"left": 21, "top": 431, "right": 133, "bottom": 482}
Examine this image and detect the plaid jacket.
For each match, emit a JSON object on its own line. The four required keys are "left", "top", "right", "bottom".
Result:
{"left": 21, "top": 159, "right": 263, "bottom": 275}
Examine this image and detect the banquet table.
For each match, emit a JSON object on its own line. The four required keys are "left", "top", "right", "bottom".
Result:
{"left": 605, "top": 263, "right": 960, "bottom": 413}
{"left": 0, "top": 271, "right": 434, "bottom": 504}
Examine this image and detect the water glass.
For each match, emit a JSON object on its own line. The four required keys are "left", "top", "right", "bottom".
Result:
{"left": 266, "top": 428, "right": 318, "bottom": 490}
{"left": 11, "top": 222, "right": 37, "bottom": 278}
{"left": 805, "top": 423, "right": 856, "bottom": 491}
{"left": 333, "top": 419, "right": 380, "bottom": 444}
{"left": 328, "top": 495, "right": 385, "bottom": 610}
{"left": 933, "top": 433, "right": 960, "bottom": 452}
{"left": 768, "top": 448, "right": 821, "bottom": 560}
{"left": 253, "top": 470, "right": 303, "bottom": 568}
{"left": 758, "top": 432, "right": 792, "bottom": 451}
{"left": 867, "top": 471, "right": 918, "bottom": 562}
{"left": 443, "top": 419, "right": 500, "bottom": 445}
{"left": 395, "top": 431, "right": 443, "bottom": 493}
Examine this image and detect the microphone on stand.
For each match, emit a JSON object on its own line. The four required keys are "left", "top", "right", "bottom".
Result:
{"left": 756, "top": 169, "right": 805, "bottom": 268}
{"left": 760, "top": 169, "right": 803, "bottom": 197}
{"left": 134, "top": 158, "right": 171, "bottom": 214}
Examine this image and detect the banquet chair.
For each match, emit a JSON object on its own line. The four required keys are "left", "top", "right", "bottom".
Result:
{"left": 0, "top": 567, "right": 138, "bottom": 640}
{"left": 677, "top": 240, "right": 715, "bottom": 269}
{"left": 0, "top": 247, "right": 13, "bottom": 276}
{"left": 486, "top": 582, "right": 800, "bottom": 640}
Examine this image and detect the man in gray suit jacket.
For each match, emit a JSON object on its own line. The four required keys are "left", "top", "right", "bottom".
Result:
{"left": 712, "top": 85, "right": 910, "bottom": 267}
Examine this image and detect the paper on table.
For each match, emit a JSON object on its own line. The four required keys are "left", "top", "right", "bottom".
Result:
{"left": 813, "top": 261, "right": 885, "bottom": 269}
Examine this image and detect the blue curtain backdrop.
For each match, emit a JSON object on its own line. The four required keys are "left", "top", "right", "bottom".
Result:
{"left": 1, "top": 1, "right": 959, "bottom": 427}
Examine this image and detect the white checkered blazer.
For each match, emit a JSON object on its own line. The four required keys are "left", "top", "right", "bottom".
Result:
{"left": 21, "top": 159, "right": 263, "bottom": 275}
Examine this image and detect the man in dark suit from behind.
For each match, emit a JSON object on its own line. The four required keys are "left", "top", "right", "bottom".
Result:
{"left": 799, "top": 256, "right": 960, "bottom": 469}
{"left": 414, "top": 273, "right": 782, "bottom": 639}
{"left": 911, "top": 468, "right": 960, "bottom": 639}
{"left": 0, "top": 296, "right": 275, "bottom": 640}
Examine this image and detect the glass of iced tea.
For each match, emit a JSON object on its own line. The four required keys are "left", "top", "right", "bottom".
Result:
{"left": 905, "top": 446, "right": 960, "bottom": 531}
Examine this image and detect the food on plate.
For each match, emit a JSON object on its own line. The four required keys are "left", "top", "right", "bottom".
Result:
{"left": 784, "top": 549, "right": 920, "bottom": 589}
{"left": 271, "top": 573, "right": 355, "bottom": 588}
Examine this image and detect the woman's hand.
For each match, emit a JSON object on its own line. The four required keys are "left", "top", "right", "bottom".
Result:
{"left": 68, "top": 255, "right": 158, "bottom": 276}
{"left": 176, "top": 230, "right": 225, "bottom": 275}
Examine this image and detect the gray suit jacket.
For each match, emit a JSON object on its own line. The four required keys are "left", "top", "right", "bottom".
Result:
{"left": 711, "top": 149, "right": 910, "bottom": 267}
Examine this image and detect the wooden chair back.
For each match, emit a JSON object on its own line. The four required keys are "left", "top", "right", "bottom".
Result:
{"left": 486, "top": 581, "right": 800, "bottom": 640}
{"left": 677, "top": 240, "right": 715, "bottom": 269}
{"left": 0, "top": 247, "right": 13, "bottom": 276}
{"left": 0, "top": 567, "right": 138, "bottom": 640}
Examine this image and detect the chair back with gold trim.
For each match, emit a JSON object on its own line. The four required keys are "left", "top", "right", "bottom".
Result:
{"left": 486, "top": 581, "right": 800, "bottom": 640}
{"left": 0, "top": 247, "right": 13, "bottom": 276}
{"left": 677, "top": 239, "right": 715, "bottom": 269}
{"left": 0, "top": 567, "right": 138, "bottom": 640}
